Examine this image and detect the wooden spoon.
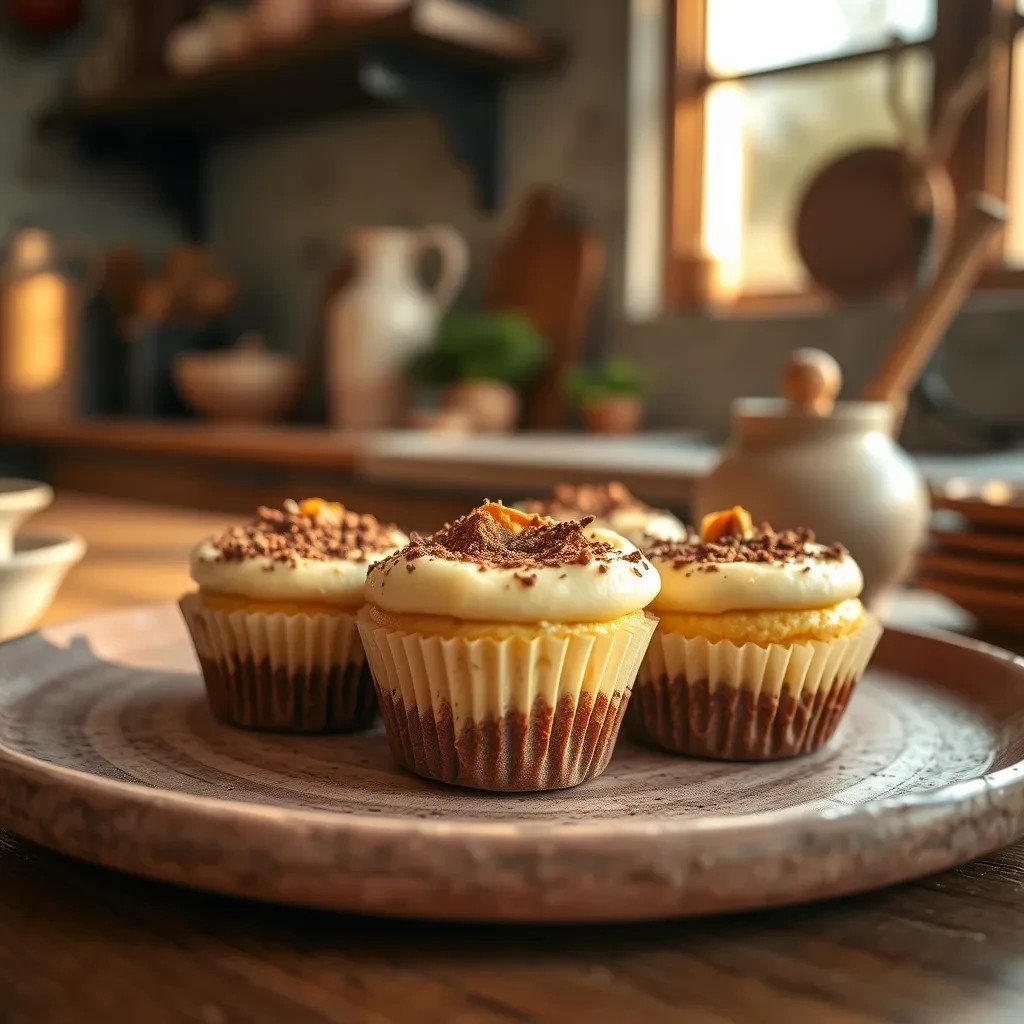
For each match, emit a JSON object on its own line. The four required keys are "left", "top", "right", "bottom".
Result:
{"left": 862, "top": 193, "right": 1006, "bottom": 415}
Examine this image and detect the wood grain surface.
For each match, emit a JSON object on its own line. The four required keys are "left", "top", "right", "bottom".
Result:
{"left": 3, "top": 495, "right": 1024, "bottom": 1023}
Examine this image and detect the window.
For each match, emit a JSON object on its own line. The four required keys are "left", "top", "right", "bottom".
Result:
{"left": 665, "top": 0, "right": 1024, "bottom": 310}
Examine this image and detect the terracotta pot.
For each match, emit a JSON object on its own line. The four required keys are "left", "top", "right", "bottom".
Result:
{"left": 405, "top": 408, "right": 472, "bottom": 434}
{"left": 582, "top": 395, "right": 643, "bottom": 434}
{"left": 250, "top": 0, "right": 320, "bottom": 47}
{"left": 444, "top": 379, "right": 520, "bottom": 434}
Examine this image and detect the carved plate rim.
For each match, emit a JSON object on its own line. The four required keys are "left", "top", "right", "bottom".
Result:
{"left": 0, "top": 606, "right": 1022, "bottom": 921}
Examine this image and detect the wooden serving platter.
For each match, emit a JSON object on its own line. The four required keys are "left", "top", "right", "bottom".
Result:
{"left": 0, "top": 606, "right": 1023, "bottom": 923}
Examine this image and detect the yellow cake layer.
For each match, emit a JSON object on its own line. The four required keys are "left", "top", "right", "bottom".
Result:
{"left": 363, "top": 604, "right": 650, "bottom": 641}
{"left": 657, "top": 598, "right": 865, "bottom": 647}
{"left": 195, "top": 589, "right": 361, "bottom": 617}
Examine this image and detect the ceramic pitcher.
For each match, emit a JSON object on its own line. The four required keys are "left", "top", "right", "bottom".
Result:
{"left": 694, "top": 350, "right": 930, "bottom": 608}
{"left": 326, "top": 225, "right": 468, "bottom": 429}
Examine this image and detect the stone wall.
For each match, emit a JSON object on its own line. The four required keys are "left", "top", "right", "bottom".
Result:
{"left": 2, "top": 1, "right": 1018, "bottom": 450}
{"left": 0, "top": 11, "right": 178, "bottom": 253}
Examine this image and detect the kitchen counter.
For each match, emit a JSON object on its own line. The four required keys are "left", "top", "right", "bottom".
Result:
{"left": 3, "top": 493, "right": 1022, "bottom": 1024}
{"left": 4, "top": 419, "right": 1024, "bottom": 512}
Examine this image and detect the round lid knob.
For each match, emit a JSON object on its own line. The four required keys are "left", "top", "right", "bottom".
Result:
{"left": 781, "top": 348, "right": 842, "bottom": 416}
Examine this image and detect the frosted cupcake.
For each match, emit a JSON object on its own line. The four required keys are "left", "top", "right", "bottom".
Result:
{"left": 180, "top": 498, "right": 407, "bottom": 732}
{"left": 358, "top": 501, "right": 660, "bottom": 791}
{"left": 517, "top": 482, "right": 690, "bottom": 550}
{"left": 630, "top": 506, "right": 882, "bottom": 760}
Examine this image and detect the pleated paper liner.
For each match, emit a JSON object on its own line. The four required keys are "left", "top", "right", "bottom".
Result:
{"left": 179, "top": 594, "right": 376, "bottom": 732}
{"left": 628, "top": 616, "right": 883, "bottom": 760}
{"left": 358, "top": 610, "right": 658, "bottom": 791}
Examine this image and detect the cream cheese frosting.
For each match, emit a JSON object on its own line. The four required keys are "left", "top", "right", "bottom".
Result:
{"left": 650, "top": 548, "right": 863, "bottom": 613}
{"left": 365, "top": 502, "right": 661, "bottom": 623}
{"left": 190, "top": 499, "right": 407, "bottom": 605}
{"left": 648, "top": 507, "right": 862, "bottom": 614}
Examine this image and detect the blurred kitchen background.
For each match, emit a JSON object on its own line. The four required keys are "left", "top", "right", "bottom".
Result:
{"left": 1, "top": 0, "right": 1023, "bottom": 532}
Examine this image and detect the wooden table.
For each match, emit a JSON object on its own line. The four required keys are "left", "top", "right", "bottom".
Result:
{"left": 5, "top": 495, "right": 1024, "bottom": 1024}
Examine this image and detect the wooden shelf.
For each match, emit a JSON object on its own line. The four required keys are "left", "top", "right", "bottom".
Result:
{"left": 0, "top": 419, "right": 361, "bottom": 471}
{"left": 36, "top": 0, "right": 561, "bottom": 228}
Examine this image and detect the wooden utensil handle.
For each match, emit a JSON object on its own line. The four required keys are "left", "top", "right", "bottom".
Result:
{"left": 862, "top": 194, "right": 1006, "bottom": 404}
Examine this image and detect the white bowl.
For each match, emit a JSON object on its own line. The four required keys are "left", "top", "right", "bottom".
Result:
{"left": 0, "top": 479, "right": 53, "bottom": 561}
{"left": 174, "top": 351, "right": 304, "bottom": 422}
{"left": 0, "top": 532, "right": 86, "bottom": 641}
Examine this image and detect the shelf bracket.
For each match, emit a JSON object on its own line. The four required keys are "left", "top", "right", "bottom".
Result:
{"left": 359, "top": 46, "right": 502, "bottom": 210}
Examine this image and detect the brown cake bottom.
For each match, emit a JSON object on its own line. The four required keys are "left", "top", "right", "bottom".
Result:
{"left": 375, "top": 689, "right": 629, "bottom": 791}
{"left": 626, "top": 674, "right": 857, "bottom": 760}
{"left": 199, "top": 656, "right": 378, "bottom": 733}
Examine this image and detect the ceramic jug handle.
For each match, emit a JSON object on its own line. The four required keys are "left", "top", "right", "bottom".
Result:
{"left": 414, "top": 225, "right": 469, "bottom": 313}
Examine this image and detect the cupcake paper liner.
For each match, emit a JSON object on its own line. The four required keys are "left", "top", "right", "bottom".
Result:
{"left": 357, "top": 610, "right": 658, "bottom": 791}
{"left": 179, "top": 594, "right": 376, "bottom": 733}
{"left": 628, "top": 616, "right": 882, "bottom": 760}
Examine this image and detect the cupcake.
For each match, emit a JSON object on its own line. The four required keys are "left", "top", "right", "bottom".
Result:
{"left": 357, "top": 501, "right": 660, "bottom": 791}
{"left": 630, "top": 505, "right": 882, "bottom": 760}
{"left": 180, "top": 498, "right": 407, "bottom": 732}
{"left": 516, "top": 482, "right": 690, "bottom": 550}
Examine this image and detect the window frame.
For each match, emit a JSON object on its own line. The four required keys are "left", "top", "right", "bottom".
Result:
{"left": 665, "top": 0, "right": 1024, "bottom": 313}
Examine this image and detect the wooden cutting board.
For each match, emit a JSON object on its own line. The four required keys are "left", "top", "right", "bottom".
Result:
{"left": 485, "top": 187, "right": 604, "bottom": 429}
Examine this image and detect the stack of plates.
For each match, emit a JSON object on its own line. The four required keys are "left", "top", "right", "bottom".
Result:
{"left": 920, "top": 479, "right": 1024, "bottom": 635}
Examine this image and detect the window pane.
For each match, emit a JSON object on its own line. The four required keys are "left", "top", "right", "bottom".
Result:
{"left": 702, "top": 51, "right": 932, "bottom": 296}
{"left": 707, "top": 0, "right": 935, "bottom": 76}
{"left": 1007, "top": 33, "right": 1024, "bottom": 264}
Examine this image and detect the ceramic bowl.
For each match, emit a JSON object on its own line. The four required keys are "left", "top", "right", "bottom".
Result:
{"left": 174, "top": 351, "right": 304, "bottom": 423}
{"left": 0, "top": 479, "right": 54, "bottom": 561}
{"left": 0, "top": 532, "right": 86, "bottom": 641}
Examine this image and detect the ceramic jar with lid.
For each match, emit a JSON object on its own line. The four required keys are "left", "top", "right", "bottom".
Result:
{"left": 695, "top": 349, "right": 929, "bottom": 608}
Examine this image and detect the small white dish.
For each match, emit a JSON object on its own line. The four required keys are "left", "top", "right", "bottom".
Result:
{"left": 0, "top": 532, "right": 86, "bottom": 641}
{"left": 0, "top": 479, "right": 54, "bottom": 560}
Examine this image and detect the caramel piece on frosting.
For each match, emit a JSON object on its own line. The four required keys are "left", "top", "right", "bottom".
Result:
{"left": 298, "top": 497, "right": 344, "bottom": 523}
{"left": 700, "top": 506, "right": 754, "bottom": 543}
{"left": 476, "top": 501, "right": 548, "bottom": 535}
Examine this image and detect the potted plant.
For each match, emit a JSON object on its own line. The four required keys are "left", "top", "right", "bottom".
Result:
{"left": 405, "top": 311, "right": 546, "bottom": 433}
{"left": 567, "top": 358, "right": 647, "bottom": 434}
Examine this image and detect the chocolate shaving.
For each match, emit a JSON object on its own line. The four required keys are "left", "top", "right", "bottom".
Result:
{"left": 371, "top": 504, "right": 629, "bottom": 575}
{"left": 209, "top": 501, "right": 402, "bottom": 568}
{"left": 518, "top": 481, "right": 663, "bottom": 521}
{"left": 647, "top": 523, "right": 847, "bottom": 571}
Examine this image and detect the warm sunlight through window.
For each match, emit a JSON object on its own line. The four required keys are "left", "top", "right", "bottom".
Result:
{"left": 702, "top": 53, "right": 931, "bottom": 296}
{"left": 1006, "top": 31, "right": 1024, "bottom": 264}
{"left": 706, "top": 0, "right": 934, "bottom": 76}
{"left": 662, "top": 0, "right": 1024, "bottom": 309}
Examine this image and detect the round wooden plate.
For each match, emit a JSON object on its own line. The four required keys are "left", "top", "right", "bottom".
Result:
{"left": 1, "top": 606, "right": 1023, "bottom": 923}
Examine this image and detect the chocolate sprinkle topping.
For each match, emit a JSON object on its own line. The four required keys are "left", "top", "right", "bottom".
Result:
{"left": 370, "top": 504, "right": 628, "bottom": 576}
{"left": 209, "top": 500, "right": 402, "bottom": 568}
{"left": 647, "top": 522, "right": 847, "bottom": 571}
{"left": 519, "top": 481, "right": 656, "bottom": 520}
